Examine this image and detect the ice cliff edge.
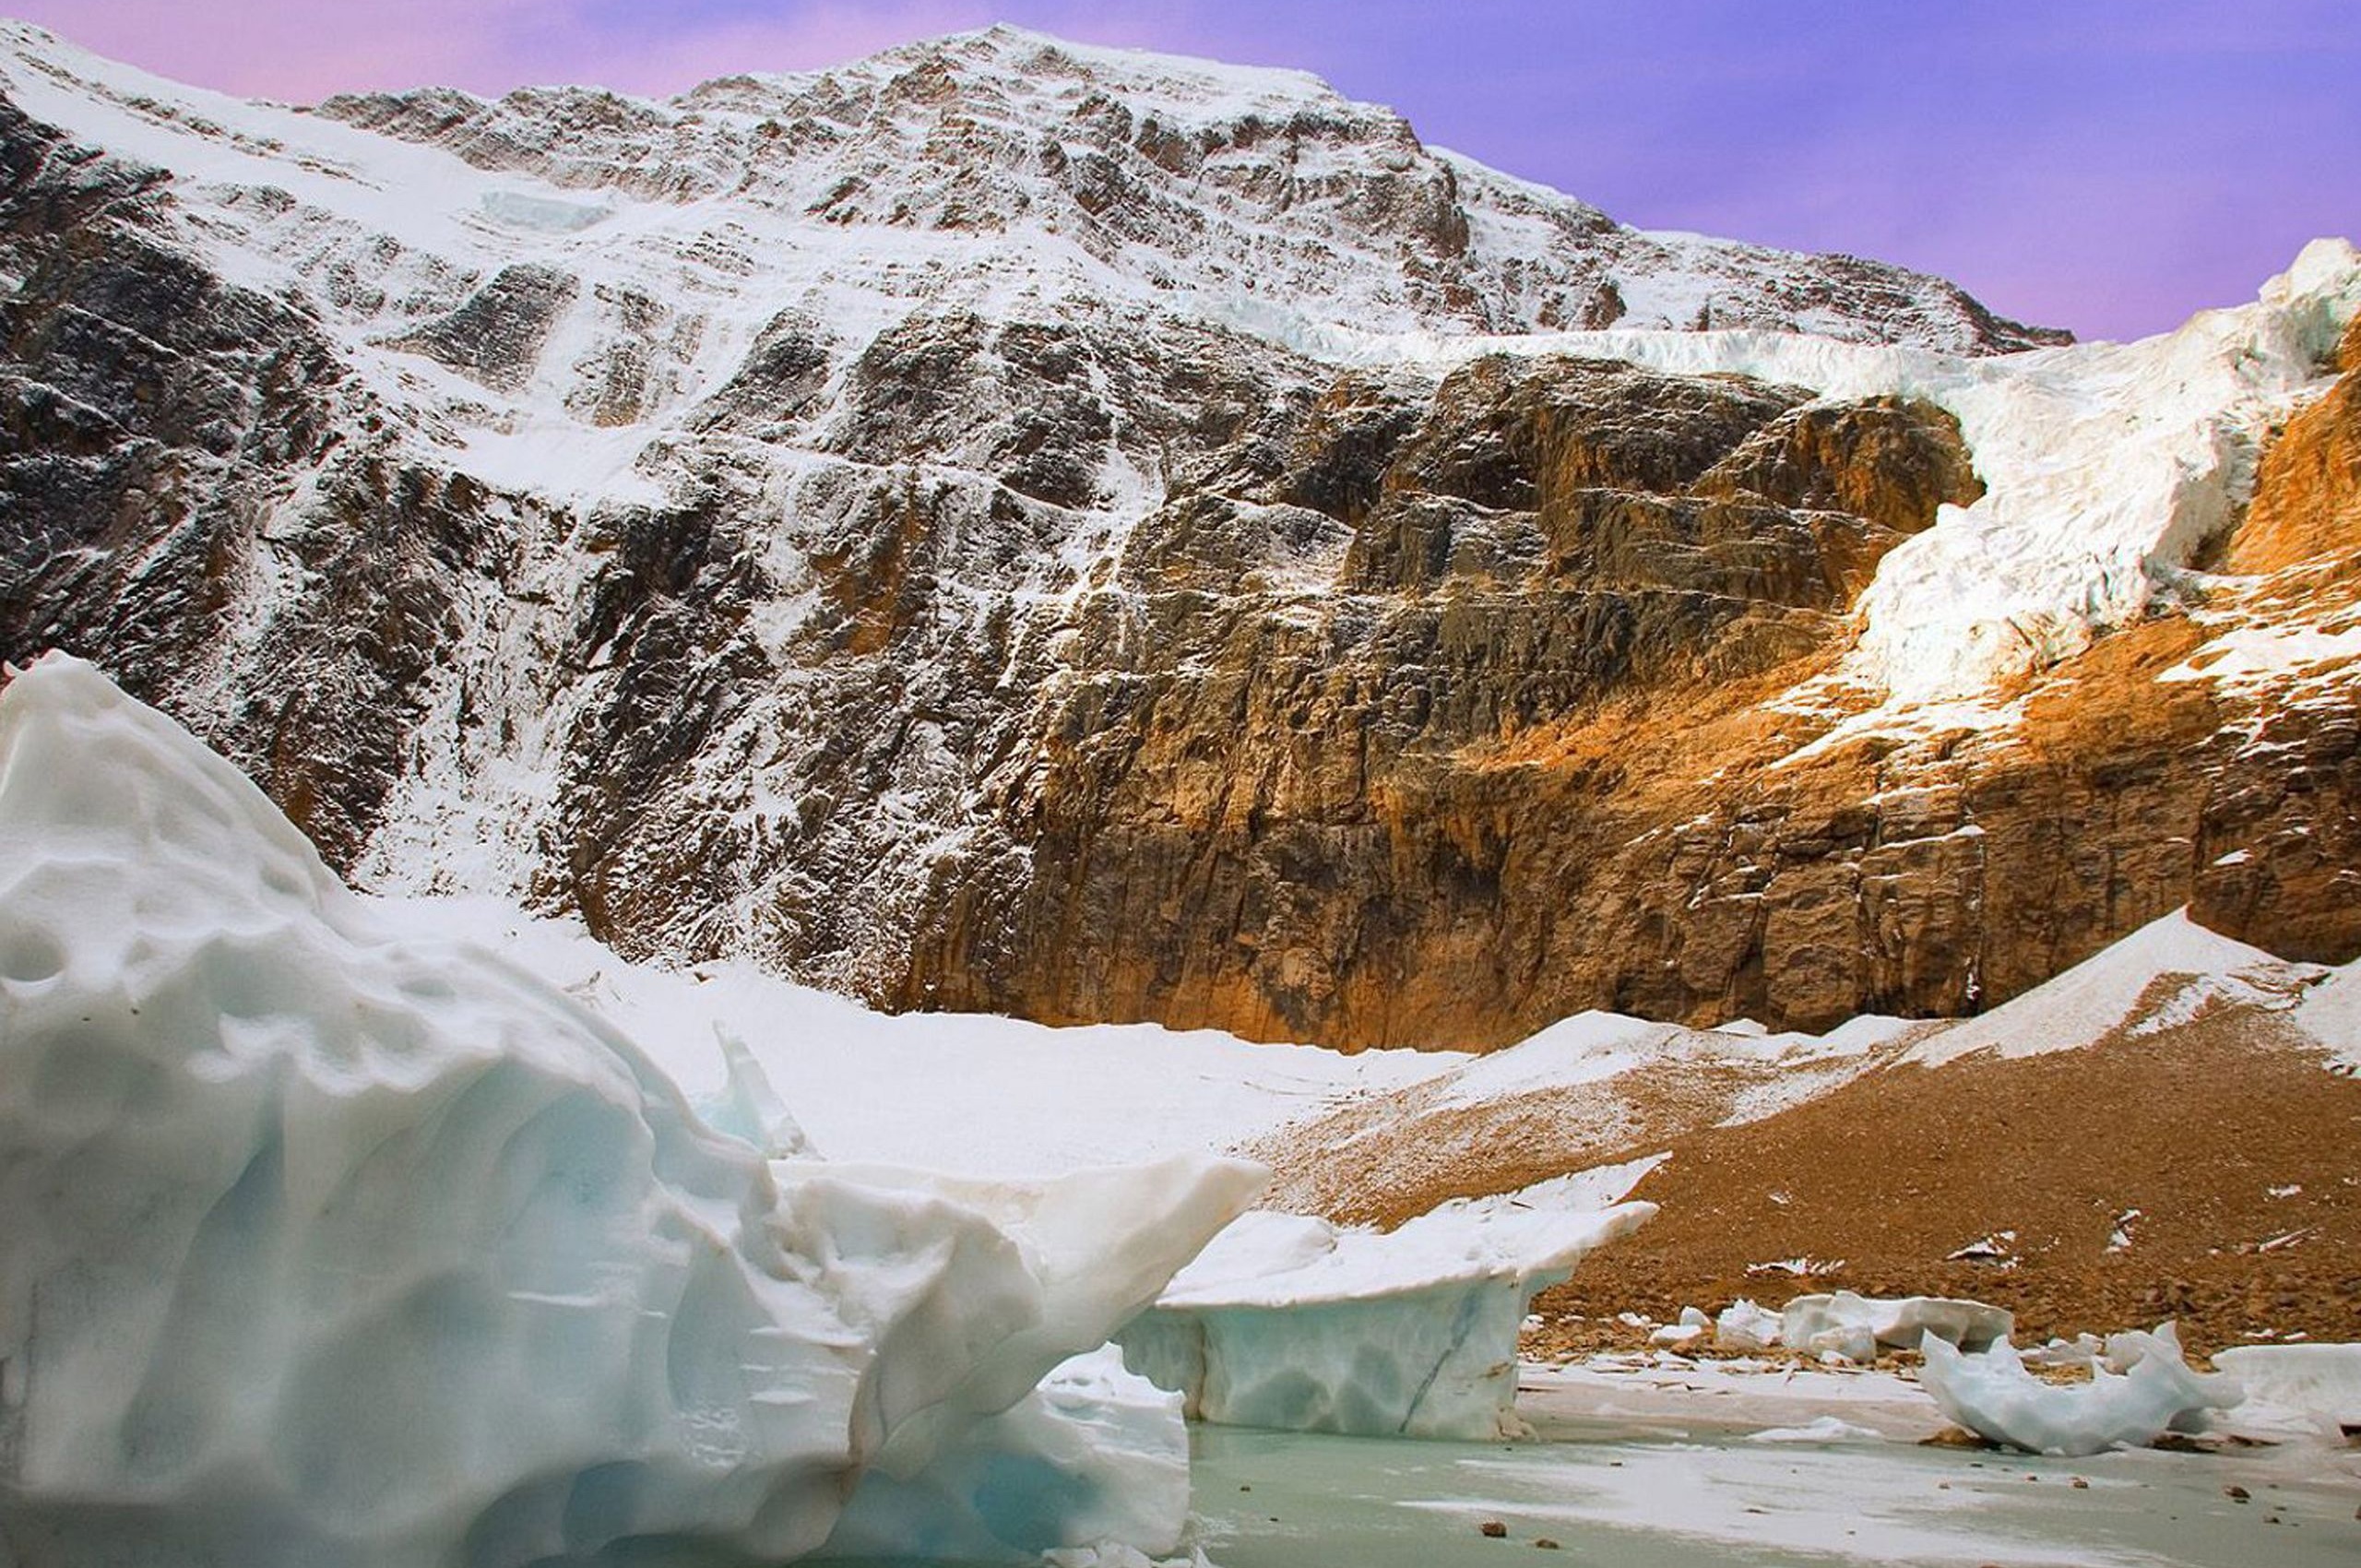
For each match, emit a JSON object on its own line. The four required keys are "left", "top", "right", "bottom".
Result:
{"left": 0, "top": 651, "right": 1264, "bottom": 1566}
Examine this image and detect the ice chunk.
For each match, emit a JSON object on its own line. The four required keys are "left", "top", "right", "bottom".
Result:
{"left": 1917, "top": 1325, "right": 2243, "bottom": 1456}
{"left": 1117, "top": 1169, "right": 1655, "bottom": 1439}
{"left": 2023, "top": 1333, "right": 2105, "bottom": 1370}
{"left": 0, "top": 654, "right": 1264, "bottom": 1567}
{"left": 706, "top": 1021, "right": 816, "bottom": 1157}
{"left": 1782, "top": 1291, "right": 2012, "bottom": 1358}
{"left": 1714, "top": 1299, "right": 1784, "bottom": 1353}
{"left": 1652, "top": 1307, "right": 1711, "bottom": 1347}
{"left": 1809, "top": 1324, "right": 1879, "bottom": 1367}
{"left": 2209, "top": 1343, "right": 2361, "bottom": 1436}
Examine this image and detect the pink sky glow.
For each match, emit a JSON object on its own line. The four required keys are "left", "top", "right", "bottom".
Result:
{"left": 6, "top": 0, "right": 2355, "bottom": 342}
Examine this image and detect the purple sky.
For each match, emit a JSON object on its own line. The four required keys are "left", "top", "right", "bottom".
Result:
{"left": 12, "top": 0, "right": 2356, "bottom": 341}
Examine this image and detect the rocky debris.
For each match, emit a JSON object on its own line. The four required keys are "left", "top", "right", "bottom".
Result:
{"left": 1526, "top": 1003, "right": 2361, "bottom": 1354}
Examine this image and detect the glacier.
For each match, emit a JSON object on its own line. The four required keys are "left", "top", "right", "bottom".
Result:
{"left": 1361, "top": 236, "right": 2361, "bottom": 712}
{"left": 0, "top": 652, "right": 1264, "bottom": 1567}
{"left": 1116, "top": 1169, "right": 1656, "bottom": 1440}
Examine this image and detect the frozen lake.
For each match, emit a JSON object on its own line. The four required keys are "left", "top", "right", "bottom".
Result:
{"left": 797, "top": 1358, "right": 2361, "bottom": 1568}
{"left": 1188, "top": 1396, "right": 2357, "bottom": 1568}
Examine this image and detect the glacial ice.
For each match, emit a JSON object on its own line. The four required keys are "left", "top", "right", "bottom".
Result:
{"left": 1782, "top": 1291, "right": 2013, "bottom": 1362}
{"left": 818, "top": 1345, "right": 1192, "bottom": 1564}
{"left": 2210, "top": 1343, "right": 2361, "bottom": 1436}
{"left": 0, "top": 654, "right": 1264, "bottom": 1567}
{"left": 1916, "top": 1324, "right": 2242, "bottom": 1456}
{"left": 1713, "top": 1299, "right": 1784, "bottom": 1353}
{"left": 1117, "top": 1169, "right": 1655, "bottom": 1439}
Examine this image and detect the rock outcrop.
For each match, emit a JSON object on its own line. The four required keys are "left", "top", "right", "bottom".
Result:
{"left": 892, "top": 359, "right": 1983, "bottom": 1041}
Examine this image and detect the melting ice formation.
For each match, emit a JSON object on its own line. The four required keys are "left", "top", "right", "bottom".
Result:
{"left": 1781, "top": 1291, "right": 2013, "bottom": 1364}
{"left": 1120, "top": 1167, "right": 1658, "bottom": 1439}
{"left": 2211, "top": 1343, "right": 2361, "bottom": 1438}
{"left": 1917, "top": 1325, "right": 2243, "bottom": 1457}
{"left": 0, "top": 654, "right": 1265, "bottom": 1567}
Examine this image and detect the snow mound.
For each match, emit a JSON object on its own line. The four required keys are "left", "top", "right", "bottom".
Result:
{"left": 1116, "top": 1165, "right": 1656, "bottom": 1439}
{"left": 1905, "top": 909, "right": 2319, "bottom": 1066}
{"left": 2293, "top": 958, "right": 2361, "bottom": 1074}
{"left": 0, "top": 653, "right": 1263, "bottom": 1567}
{"left": 1917, "top": 1324, "right": 2241, "bottom": 1457}
{"left": 1748, "top": 1416, "right": 1885, "bottom": 1444}
{"left": 1432, "top": 1011, "right": 1681, "bottom": 1107}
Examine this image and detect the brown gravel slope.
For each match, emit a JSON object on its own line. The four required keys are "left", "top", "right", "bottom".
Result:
{"left": 1253, "top": 988, "right": 2361, "bottom": 1357}
{"left": 1541, "top": 1005, "right": 2361, "bottom": 1355}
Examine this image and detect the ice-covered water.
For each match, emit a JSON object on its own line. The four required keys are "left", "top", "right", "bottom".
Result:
{"left": 1183, "top": 1419, "right": 2359, "bottom": 1568}
{"left": 790, "top": 1353, "right": 2361, "bottom": 1567}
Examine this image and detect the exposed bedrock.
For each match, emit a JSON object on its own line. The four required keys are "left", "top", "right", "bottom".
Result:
{"left": 897, "top": 353, "right": 2361, "bottom": 1046}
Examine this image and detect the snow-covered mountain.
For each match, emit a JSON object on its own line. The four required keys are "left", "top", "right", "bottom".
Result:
{"left": 3, "top": 20, "right": 2358, "bottom": 1046}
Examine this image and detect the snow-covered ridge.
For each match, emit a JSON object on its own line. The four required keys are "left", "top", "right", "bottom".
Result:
{"left": 0, "top": 18, "right": 2052, "bottom": 369}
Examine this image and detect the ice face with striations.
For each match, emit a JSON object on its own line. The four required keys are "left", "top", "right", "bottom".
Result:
{"left": 0, "top": 653, "right": 1264, "bottom": 1567}
{"left": 1117, "top": 1166, "right": 1655, "bottom": 1440}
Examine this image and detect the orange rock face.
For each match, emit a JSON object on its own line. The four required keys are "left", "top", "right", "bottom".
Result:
{"left": 897, "top": 353, "right": 2361, "bottom": 1047}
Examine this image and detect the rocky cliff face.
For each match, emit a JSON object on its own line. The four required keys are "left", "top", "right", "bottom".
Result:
{"left": 3, "top": 21, "right": 2357, "bottom": 1048}
{"left": 893, "top": 360, "right": 1984, "bottom": 1040}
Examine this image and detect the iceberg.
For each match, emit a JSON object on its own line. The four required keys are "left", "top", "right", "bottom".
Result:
{"left": 1916, "top": 1324, "right": 2242, "bottom": 1457}
{"left": 0, "top": 654, "right": 1264, "bottom": 1567}
{"left": 1117, "top": 1168, "right": 1655, "bottom": 1439}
